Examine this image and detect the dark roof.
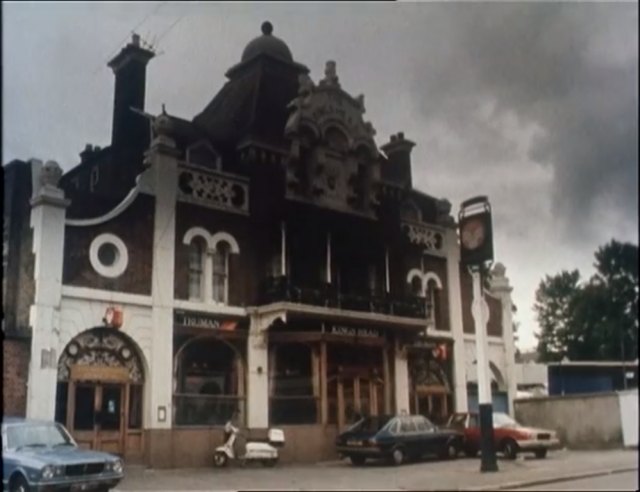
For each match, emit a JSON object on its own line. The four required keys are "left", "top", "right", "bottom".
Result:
{"left": 193, "top": 58, "right": 306, "bottom": 151}
{"left": 193, "top": 22, "right": 308, "bottom": 152}
{"left": 241, "top": 21, "right": 293, "bottom": 64}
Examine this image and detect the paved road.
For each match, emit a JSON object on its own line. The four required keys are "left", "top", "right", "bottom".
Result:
{"left": 115, "top": 449, "right": 638, "bottom": 491}
{"left": 511, "top": 470, "right": 638, "bottom": 490}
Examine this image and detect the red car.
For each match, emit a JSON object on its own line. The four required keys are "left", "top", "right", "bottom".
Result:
{"left": 446, "top": 411, "right": 561, "bottom": 460}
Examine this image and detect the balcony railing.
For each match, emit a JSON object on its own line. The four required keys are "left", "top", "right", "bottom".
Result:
{"left": 260, "top": 276, "right": 426, "bottom": 319}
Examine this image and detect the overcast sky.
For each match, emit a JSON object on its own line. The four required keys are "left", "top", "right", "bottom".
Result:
{"left": 4, "top": 1, "right": 638, "bottom": 351}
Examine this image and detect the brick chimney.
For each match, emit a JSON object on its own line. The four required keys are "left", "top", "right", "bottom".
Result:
{"left": 107, "top": 33, "right": 155, "bottom": 152}
{"left": 380, "top": 132, "right": 415, "bottom": 188}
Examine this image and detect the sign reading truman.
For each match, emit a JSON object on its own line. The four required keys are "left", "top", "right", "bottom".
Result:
{"left": 174, "top": 310, "right": 239, "bottom": 331}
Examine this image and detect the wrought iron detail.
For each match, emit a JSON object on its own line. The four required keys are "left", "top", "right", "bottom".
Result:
{"left": 402, "top": 223, "right": 444, "bottom": 252}
{"left": 177, "top": 166, "right": 249, "bottom": 214}
{"left": 58, "top": 328, "right": 144, "bottom": 383}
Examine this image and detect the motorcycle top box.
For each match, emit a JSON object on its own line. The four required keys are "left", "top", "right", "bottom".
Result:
{"left": 268, "top": 428, "right": 285, "bottom": 448}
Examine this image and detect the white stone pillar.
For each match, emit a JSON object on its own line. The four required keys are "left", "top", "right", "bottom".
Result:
{"left": 26, "top": 160, "right": 70, "bottom": 420}
{"left": 247, "top": 315, "right": 269, "bottom": 428}
{"left": 393, "top": 340, "right": 410, "bottom": 414}
{"left": 471, "top": 270, "right": 492, "bottom": 405}
{"left": 490, "top": 263, "right": 517, "bottom": 415}
{"left": 445, "top": 227, "right": 468, "bottom": 411}
{"left": 144, "top": 123, "right": 179, "bottom": 429}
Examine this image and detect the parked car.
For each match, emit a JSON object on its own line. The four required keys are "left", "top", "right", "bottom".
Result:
{"left": 446, "top": 411, "right": 561, "bottom": 460}
{"left": 335, "top": 414, "right": 463, "bottom": 466}
{"left": 2, "top": 418, "right": 124, "bottom": 492}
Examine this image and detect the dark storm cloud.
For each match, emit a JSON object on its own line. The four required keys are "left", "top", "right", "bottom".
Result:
{"left": 408, "top": 2, "right": 638, "bottom": 243}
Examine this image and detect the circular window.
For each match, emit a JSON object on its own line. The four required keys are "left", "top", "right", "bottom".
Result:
{"left": 98, "top": 243, "right": 118, "bottom": 266}
{"left": 89, "top": 233, "right": 129, "bottom": 278}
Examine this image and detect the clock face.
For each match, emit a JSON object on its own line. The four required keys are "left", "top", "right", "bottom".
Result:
{"left": 461, "top": 218, "right": 485, "bottom": 250}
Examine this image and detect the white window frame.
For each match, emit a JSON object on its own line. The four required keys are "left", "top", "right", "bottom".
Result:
{"left": 183, "top": 228, "right": 240, "bottom": 305}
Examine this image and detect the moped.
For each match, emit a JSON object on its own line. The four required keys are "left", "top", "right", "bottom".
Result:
{"left": 213, "top": 420, "right": 284, "bottom": 467}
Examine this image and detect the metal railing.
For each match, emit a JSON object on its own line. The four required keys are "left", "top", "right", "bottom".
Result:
{"left": 261, "top": 276, "right": 426, "bottom": 319}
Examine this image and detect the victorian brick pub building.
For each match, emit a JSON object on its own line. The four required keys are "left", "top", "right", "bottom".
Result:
{"left": 3, "top": 22, "right": 517, "bottom": 467}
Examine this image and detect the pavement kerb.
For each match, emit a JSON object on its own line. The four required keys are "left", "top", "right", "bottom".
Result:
{"left": 467, "top": 466, "right": 639, "bottom": 491}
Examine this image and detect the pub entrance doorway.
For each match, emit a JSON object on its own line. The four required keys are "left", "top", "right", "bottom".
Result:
{"left": 56, "top": 328, "right": 145, "bottom": 460}
{"left": 326, "top": 344, "right": 385, "bottom": 431}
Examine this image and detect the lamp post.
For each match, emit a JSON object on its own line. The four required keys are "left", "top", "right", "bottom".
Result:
{"left": 459, "top": 196, "right": 498, "bottom": 473}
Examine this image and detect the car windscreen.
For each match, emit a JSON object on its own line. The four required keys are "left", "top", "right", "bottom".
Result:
{"left": 6, "top": 423, "right": 73, "bottom": 450}
{"left": 351, "top": 416, "right": 393, "bottom": 433}
{"left": 448, "top": 414, "right": 467, "bottom": 429}
{"left": 493, "top": 413, "right": 519, "bottom": 428}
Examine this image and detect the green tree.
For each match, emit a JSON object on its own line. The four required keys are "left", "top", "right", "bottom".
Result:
{"left": 534, "top": 240, "right": 639, "bottom": 362}
{"left": 534, "top": 270, "right": 581, "bottom": 362}
{"left": 590, "top": 240, "right": 639, "bottom": 361}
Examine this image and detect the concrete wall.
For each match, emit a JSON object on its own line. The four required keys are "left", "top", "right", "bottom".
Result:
{"left": 618, "top": 389, "right": 638, "bottom": 447}
{"left": 514, "top": 392, "right": 623, "bottom": 449}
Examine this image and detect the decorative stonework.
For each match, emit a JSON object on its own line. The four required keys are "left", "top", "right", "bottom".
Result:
{"left": 402, "top": 223, "right": 445, "bottom": 252}
{"left": 177, "top": 165, "right": 249, "bottom": 215}
{"left": 284, "top": 61, "right": 380, "bottom": 216}
{"left": 40, "top": 160, "right": 63, "bottom": 189}
{"left": 58, "top": 328, "right": 144, "bottom": 383}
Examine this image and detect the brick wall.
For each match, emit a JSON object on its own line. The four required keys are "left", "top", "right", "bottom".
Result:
{"left": 3, "top": 337, "right": 30, "bottom": 417}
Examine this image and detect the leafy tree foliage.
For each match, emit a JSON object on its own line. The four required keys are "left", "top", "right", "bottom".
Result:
{"left": 534, "top": 240, "right": 638, "bottom": 362}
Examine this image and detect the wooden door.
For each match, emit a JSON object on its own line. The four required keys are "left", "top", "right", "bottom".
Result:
{"left": 67, "top": 381, "right": 126, "bottom": 455}
{"left": 97, "top": 384, "right": 125, "bottom": 455}
{"left": 70, "top": 383, "right": 98, "bottom": 450}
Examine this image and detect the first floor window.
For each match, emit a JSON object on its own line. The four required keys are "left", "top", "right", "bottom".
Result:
{"left": 188, "top": 238, "right": 206, "bottom": 300}
{"left": 212, "top": 242, "right": 230, "bottom": 304}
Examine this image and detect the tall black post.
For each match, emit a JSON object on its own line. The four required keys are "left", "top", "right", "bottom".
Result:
{"left": 459, "top": 196, "right": 499, "bottom": 473}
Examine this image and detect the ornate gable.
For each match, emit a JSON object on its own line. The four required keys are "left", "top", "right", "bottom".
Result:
{"left": 284, "top": 61, "right": 381, "bottom": 216}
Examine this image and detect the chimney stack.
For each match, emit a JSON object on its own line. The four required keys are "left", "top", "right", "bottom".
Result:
{"left": 79, "top": 144, "right": 94, "bottom": 163}
{"left": 380, "top": 132, "right": 416, "bottom": 188}
{"left": 107, "top": 33, "right": 155, "bottom": 152}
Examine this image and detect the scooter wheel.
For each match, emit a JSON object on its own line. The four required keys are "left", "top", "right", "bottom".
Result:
{"left": 262, "top": 458, "right": 278, "bottom": 467}
{"left": 213, "top": 452, "right": 229, "bottom": 467}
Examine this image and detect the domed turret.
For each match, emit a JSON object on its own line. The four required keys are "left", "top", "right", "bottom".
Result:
{"left": 241, "top": 21, "right": 293, "bottom": 63}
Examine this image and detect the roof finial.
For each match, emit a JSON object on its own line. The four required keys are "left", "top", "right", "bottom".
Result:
{"left": 261, "top": 21, "right": 273, "bottom": 36}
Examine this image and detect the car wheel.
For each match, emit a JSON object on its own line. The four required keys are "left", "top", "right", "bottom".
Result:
{"left": 535, "top": 449, "right": 547, "bottom": 459}
{"left": 349, "top": 455, "right": 366, "bottom": 466}
{"left": 213, "top": 451, "right": 229, "bottom": 467}
{"left": 501, "top": 439, "right": 518, "bottom": 460}
{"left": 390, "top": 446, "right": 405, "bottom": 466}
{"left": 10, "top": 475, "right": 30, "bottom": 492}
{"left": 443, "top": 440, "right": 459, "bottom": 460}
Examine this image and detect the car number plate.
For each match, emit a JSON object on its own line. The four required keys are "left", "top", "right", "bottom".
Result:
{"left": 347, "top": 440, "right": 362, "bottom": 446}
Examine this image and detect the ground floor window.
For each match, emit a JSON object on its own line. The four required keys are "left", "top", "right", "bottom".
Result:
{"left": 174, "top": 336, "right": 245, "bottom": 426}
{"left": 269, "top": 342, "right": 319, "bottom": 424}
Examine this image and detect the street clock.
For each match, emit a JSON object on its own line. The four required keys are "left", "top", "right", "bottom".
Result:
{"left": 458, "top": 196, "right": 494, "bottom": 268}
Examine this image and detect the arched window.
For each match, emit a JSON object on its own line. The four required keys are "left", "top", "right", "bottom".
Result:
{"left": 269, "top": 343, "right": 318, "bottom": 424}
{"left": 183, "top": 228, "right": 240, "bottom": 305}
{"left": 174, "top": 337, "right": 244, "bottom": 426}
{"left": 188, "top": 237, "right": 206, "bottom": 300}
{"left": 212, "top": 242, "right": 230, "bottom": 304}
{"left": 426, "top": 279, "right": 441, "bottom": 328}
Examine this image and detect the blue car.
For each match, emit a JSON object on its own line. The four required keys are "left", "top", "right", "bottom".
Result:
{"left": 335, "top": 414, "right": 463, "bottom": 466}
{"left": 2, "top": 418, "right": 124, "bottom": 492}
